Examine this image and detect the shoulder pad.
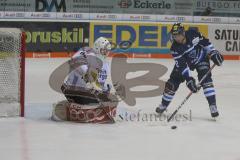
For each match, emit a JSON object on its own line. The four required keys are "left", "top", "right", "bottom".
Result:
{"left": 186, "top": 29, "right": 199, "bottom": 36}
{"left": 186, "top": 30, "right": 202, "bottom": 46}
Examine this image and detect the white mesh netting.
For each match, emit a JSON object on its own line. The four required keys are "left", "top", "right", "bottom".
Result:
{"left": 0, "top": 28, "right": 23, "bottom": 117}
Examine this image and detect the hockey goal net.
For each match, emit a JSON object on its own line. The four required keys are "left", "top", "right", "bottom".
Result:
{"left": 0, "top": 28, "right": 25, "bottom": 117}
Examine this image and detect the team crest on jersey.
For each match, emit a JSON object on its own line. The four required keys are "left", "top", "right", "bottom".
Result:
{"left": 188, "top": 50, "right": 197, "bottom": 59}
{"left": 99, "top": 69, "right": 107, "bottom": 81}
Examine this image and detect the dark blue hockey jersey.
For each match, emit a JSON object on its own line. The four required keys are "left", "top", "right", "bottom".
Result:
{"left": 170, "top": 29, "right": 215, "bottom": 79}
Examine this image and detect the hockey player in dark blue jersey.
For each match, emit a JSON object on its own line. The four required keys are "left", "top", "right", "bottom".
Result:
{"left": 156, "top": 23, "right": 224, "bottom": 118}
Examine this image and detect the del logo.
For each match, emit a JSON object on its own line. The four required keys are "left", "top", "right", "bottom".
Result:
{"left": 118, "top": 0, "right": 132, "bottom": 8}
{"left": 35, "top": 0, "right": 66, "bottom": 12}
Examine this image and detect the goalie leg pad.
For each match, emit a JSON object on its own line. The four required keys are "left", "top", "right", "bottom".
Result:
{"left": 52, "top": 100, "right": 117, "bottom": 123}
{"left": 51, "top": 100, "right": 69, "bottom": 121}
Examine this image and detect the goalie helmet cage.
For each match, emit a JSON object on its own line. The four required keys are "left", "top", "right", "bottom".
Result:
{"left": 0, "top": 28, "right": 25, "bottom": 117}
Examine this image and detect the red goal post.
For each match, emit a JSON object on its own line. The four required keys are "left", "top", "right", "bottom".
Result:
{"left": 0, "top": 28, "right": 25, "bottom": 117}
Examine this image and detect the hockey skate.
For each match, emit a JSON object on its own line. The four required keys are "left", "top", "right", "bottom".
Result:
{"left": 209, "top": 105, "right": 219, "bottom": 118}
{"left": 156, "top": 104, "right": 167, "bottom": 114}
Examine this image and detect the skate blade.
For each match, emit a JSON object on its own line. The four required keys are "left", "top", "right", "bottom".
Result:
{"left": 211, "top": 116, "right": 220, "bottom": 122}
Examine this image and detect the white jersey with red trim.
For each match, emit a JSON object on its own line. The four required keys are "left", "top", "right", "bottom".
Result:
{"left": 64, "top": 47, "right": 109, "bottom": 90}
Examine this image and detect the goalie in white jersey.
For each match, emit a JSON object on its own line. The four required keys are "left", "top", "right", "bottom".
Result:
{"left": 52, "top": 37, "right": 118, "bottom": 123}
{"left": 63, "top": 38, "right": 111, "bottom": 103}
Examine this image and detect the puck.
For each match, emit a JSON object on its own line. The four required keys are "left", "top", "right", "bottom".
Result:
{"left": 171, "top": 125, "right": 177, "bottom": 129}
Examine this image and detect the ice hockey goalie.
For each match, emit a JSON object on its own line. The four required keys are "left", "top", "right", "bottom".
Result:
{"left": 52, "top": 37, "right": 119, "bottom": 123}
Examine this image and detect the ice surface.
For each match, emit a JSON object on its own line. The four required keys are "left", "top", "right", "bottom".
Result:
{"left": 0, "top": 58, "right": 240, "bottom": 160}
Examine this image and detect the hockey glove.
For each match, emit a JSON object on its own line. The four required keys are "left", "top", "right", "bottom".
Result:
{"left": 102, "top": 84, "right": 111, "bottom": 94}
{"left": 186, "top": 77, "right": 198, "bottom": 93}
{"left": 209, "top": 50, "right": 224, "bottom": 66}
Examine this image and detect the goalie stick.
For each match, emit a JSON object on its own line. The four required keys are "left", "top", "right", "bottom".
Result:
{"left": 167, "top": 64, "right": 216, "bottom": 122}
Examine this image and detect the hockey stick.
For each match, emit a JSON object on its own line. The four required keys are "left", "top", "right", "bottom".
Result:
{"left": 167, "top": 64, "right": 216, "bottom": 122}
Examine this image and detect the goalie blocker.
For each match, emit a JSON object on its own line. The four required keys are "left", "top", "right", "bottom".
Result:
{"left": 52, "top": 84, "right": 119, "bottom": 123}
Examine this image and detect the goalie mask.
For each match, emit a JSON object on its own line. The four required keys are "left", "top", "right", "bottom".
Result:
{"left": 93, "top": 37, "right": 111, "bottom": 59}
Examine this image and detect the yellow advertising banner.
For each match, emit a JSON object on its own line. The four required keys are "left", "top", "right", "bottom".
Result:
{"left": 90, "top": 22, "right": 208, "bottom": 54}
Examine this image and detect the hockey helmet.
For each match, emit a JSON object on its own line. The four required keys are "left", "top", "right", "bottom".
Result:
{"left": 93, "top": 37, "right": 111, "bottom": 58}
{"left": 170, "top": 23, "right": 185, "bottom": 35}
